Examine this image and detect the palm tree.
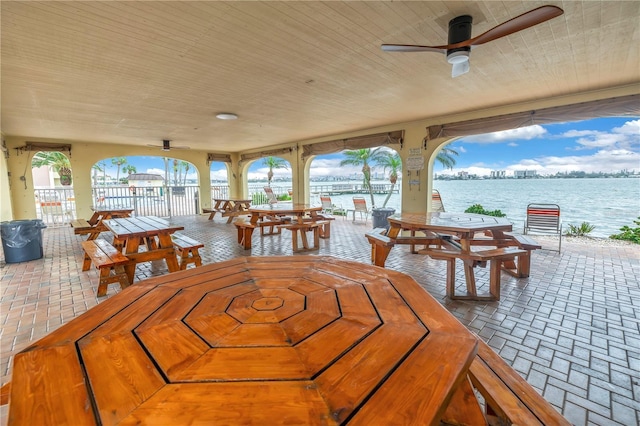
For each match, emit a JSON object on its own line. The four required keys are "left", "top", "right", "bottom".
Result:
{"left": 377, "top": 152, "right": 402, "bottom": 208}
{"left": 435, "top": 146, "right": 459, "bottom": 170}
{"left": 32, "top": 152, "right": 72, "bottom": 185}
{"left": 181, "top": 161, "right": 190, "bottom": 185}
{"left": 122, "top": 165, "right": 137, "bottom": 183}
{"left": 262, "top": 157, "right": 288, "bottom": 186}
{"left": 111, "top": 157, "right": 128, "bottom": 183}
{"left": 340, "top": 148, "right": 385, "bottom": 207}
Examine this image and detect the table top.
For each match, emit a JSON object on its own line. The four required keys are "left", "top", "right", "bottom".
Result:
{"left": 249, "top": 203, "right": 322, "bottom": 215}
{"left": 102, "top": 216, "right": 184, "bottom": 239}
{"left": 214, "top": 198, "right": 252, "bottom": 203}
{"left": 90, "top": 206, "right": 134, "bottom": 213}
{"left": 388, "top": 212, "right": 513, "bottom": 235}
{"left": 8, "top": 256, "right": 478, "bottom": 425}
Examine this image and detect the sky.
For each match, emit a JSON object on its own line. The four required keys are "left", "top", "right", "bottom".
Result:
{"left": 94, "top": 117, "right": 640, "bottom": 181}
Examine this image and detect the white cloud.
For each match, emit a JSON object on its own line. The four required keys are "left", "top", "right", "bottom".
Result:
{"left": 505, "top": 149, "right": 640, "bottom": 175}
{"left": 565, "top": 119, "right": 640, "bottom": 151}
{"left": 145, "top": 168, "right": 166, "bottom": 176}
{"left": 463, "top": 125, "right": 547, "bottom": 143}
{"left": 613, "top": 119, "right": 640, "bottom": 136}
{"left": 309, "top": 158, "right": 361, "bottom": 177}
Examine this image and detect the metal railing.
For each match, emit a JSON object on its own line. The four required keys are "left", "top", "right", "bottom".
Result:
{"left": 33, "top": 183, "right": 398, "bottom": 226}
{"left": 34, "top": 186, "right": 202, "bottom": 226}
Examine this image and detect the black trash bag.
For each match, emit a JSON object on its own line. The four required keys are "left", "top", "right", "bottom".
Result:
{"left": 1, "top": 220, "right": 47, "bottom": 248}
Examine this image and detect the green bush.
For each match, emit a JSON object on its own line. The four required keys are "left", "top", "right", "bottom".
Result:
{"left": 464, "top": 204, "right": 506, "bottom": 217}
{"left": 565, "top": 222, "right": 595, "bottom": 236}
{"left": 610, "top": 217, "right": 640, "bottom": 244}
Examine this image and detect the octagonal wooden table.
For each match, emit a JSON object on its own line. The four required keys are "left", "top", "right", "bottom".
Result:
{"left": 8, "top": 256, "right": 478, "bottom": 425}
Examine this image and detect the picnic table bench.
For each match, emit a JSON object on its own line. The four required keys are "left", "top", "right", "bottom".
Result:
{"left": 366, "top": 213, "right": 542, "bottom": 301}
{"left": 276, "top": 220, "right": 330, "bottom": 252}
{"left": 203, "top": 198, "right": 252, "bottom": 223}
{"left": 81, "top": 239, "right": 131, "bottom": 297}
{"left": 171, "top": 233, "right": 204, "bottom": 270}
{"left": 70, "top": 219, "right": 107, "bottom": 240}
{"left": 70, "top": 207, "right": 134, "bottom": 240}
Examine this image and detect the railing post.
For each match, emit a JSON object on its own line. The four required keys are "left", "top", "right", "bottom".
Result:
{"left": 194, "top": 190, "right": 199, "bottom": 213}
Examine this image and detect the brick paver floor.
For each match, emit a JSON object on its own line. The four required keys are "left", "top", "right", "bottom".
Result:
{"left": 1, "top": 215, "right": 639, "bottom": 425}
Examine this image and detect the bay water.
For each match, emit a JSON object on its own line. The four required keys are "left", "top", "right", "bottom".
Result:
{"left": 309, "top": 178, "right": 640, "bottom": 238}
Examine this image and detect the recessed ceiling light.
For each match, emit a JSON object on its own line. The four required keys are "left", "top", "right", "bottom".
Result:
{"left": 216, "top": 113, "right": 238, "bottom": 120}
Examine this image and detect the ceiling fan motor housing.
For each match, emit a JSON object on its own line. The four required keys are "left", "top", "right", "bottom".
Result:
{"left": 163, "top": 139, "right": 171, "bottom": 151}
{"left": 447, "top": 15, "right": 472, "bottom": 59}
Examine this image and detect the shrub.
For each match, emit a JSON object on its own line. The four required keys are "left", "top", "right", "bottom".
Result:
{"left": 610, "top": 217, "right": 640, "bottom": 244}
{"left": 565, "top": 222, "right": 596, "bottom": 237}
{"left": 464, "top": 204, "right": 506, "bottom": 217}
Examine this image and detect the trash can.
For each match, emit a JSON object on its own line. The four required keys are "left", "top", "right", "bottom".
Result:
{"left": 371, "top": 207, "right": 396, "bottom": 230}
{"left": 1, "top": 219, "right": 47, "bottom": 263}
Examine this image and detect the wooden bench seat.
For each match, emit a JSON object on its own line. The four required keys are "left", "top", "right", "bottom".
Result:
{"left": 171, "top": 233, "right": 204, "bottom": 270}
{"left": 258, "top": 217, "right": 287, "bottom": 236}
{"left": 202, "top": 207, "right": 224, "bottom": 220}
{"left": 81, "top": 239, "right": 131, "bottom": 297}
{"left": 234, "top": 221, "right": 256, "bottom": 249}
{"left": 443, "top": 338, "right": 571, "bottom": 425}
{"left": 71, "top": 218, "right": 107, "bottom": 240}
{"left": 277, "top": 221, "right": 329, "bottom": 252}
{"left": 427, "top": 246, "right": 527, "bottom": 301}
{"left": 313, "top": 214, "right": 335, "bottom": 238}
{"left": 70, "top": 218, "right": 92, "bottom": 231}
{"left": 365, "top": 228, "right": 395, "bottom": 266}
{"left": 504, "top": 233, "right": 542, "bottom": 277}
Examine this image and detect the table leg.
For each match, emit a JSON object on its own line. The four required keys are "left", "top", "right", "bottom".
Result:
{"left": 123, "top": 237, "right": 140, "bottom": 284}
{"left": 88, "top": 212, "right": 100, "bottom": 226}
{"left": 445, "top": 258, "right": 456, "bottom": 299}
{"left": 157, "top": 234, "right": 180, "bottom": 273}
{"left": 463, "top": 261, "right": 477, "bottom": 297}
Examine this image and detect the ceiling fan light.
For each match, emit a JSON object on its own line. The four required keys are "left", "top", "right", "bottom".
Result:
{"left": 216, "top": 113, "right": 238, "bottom": 120}
{"left": 447, "top": 50, "right": 469, "bottom": 65}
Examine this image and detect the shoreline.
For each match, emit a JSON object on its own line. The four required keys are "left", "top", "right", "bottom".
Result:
{"left": 533, "top": 234, "right": 638, "bottom": 248}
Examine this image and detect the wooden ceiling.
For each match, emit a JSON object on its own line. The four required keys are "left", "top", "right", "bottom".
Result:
{"left": 1, "top": 1, "right": 638, "bottom": 152}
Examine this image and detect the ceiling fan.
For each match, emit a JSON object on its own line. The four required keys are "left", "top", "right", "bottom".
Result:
{"left": 146, "top": 139, "right": 190, "bottom": 151}
{"left": 381, "top": 5, "right": 564, "bottom": 78}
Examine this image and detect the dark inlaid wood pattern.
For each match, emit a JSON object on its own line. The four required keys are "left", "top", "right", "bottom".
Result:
{"left": 9, "top": 256, "right": 481, "bottom": 425}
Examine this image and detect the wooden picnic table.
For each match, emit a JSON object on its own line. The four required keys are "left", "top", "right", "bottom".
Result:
{"left": 4, "top": 256, "right": 569, "bottom": 425}
{"left": 102, "top": 216, "right": 184, "bottom": 283}
{"left": 203, "top": 198, "right": 252, "bottom": 223}
{"left": 375, "top": 212, "right": 537, "bottom": 301}
{"left": 71, "top": 206, "right": 134, "bottom": 240}
{"left": 88, "top": 206, "right": 134, "bottom": 226}
{"left": 236, "top": 203, "right": 323, "bottom": 250}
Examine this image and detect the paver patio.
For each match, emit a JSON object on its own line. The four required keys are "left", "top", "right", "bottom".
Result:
{"left": 1, "top": 214, "right": 638, "bottom": 425}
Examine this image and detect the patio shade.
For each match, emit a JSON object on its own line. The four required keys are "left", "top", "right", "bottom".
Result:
{"left": 302, "top": 130, "right": 404, "bottom": 160}
{"left": 207, "top": 153, "right": 232, "bottom": 164}
{"left": 425, "top": 94, "right": 639, "bottom": 141}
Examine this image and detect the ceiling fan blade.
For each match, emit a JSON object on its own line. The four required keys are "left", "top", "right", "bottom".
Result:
{"left": 381, "top": 44, "right": 446, "bottom": 53}
{"left": 467, "top": 5, "right": 563, "bottom": 46}
{"left": 451, "top": 61, "right": 469, "bottom": 78}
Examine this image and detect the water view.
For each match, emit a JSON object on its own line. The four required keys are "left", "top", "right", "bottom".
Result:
{"left": 304, "top": 177, "right": 639, "bottom": 239}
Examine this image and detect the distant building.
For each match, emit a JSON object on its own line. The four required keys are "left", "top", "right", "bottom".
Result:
{"left": 490, "top": 170, "right": 506, "bottom": 179}
{"left": 458, "top": 171, "right": 469, "bottom": 179}
{"left": 514, "top": 170, "right": 537, "bottom": 179}
{"left": 127, "top": 173, "right": 164, "bottom": 195}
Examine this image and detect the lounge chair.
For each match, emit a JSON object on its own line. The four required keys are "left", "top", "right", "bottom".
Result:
{"left": 320, "top": 196, "right": 334, "bottom": 214}
{"left": 524, "top": 203, "right": 562, "bottom": 252}
{"left": 263, "top": 186, "right": 278, "bottom": 204}
{"left": 432, "top": 189, "right": 445, "bottom": 213}
{"left": 346, "top": 197, "right": 370, "bottom": 222}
